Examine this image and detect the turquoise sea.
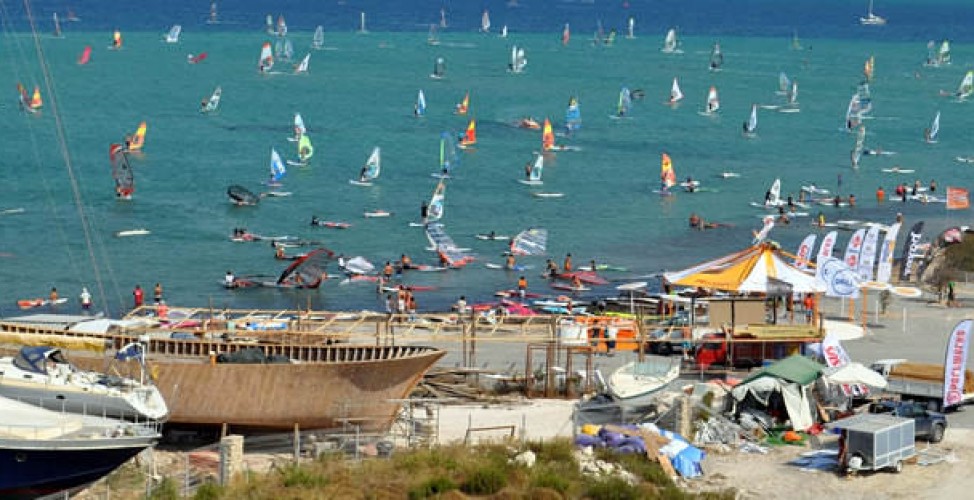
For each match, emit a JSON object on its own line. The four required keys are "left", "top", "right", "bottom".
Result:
{"left": 2, "top": 2, "right": 974, "bottom": 315}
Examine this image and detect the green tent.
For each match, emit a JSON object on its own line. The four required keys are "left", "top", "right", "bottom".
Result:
{"left": 742, "top": 354, "right": 824, "bottom": 386}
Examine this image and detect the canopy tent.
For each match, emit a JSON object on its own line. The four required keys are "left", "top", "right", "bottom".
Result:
{"left": 731, "top": 355, "right": 825, "bottom": 431}
{"left": 664, "top": 243, "right": 825, "bottom": 294}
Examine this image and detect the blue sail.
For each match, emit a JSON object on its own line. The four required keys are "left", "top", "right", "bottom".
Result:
{"left": 565, "top": 96, "right": 581, "bottom": 132}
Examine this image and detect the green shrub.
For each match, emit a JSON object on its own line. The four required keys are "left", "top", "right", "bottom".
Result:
{"left": 407, "top": 476, "right": 458, "bottom": 499}
{"left": 584, "top": 476, "right": 641, "bottom": 500}
{"left": 193, "top": 481, "right": 225, "bottom": 500}
{"left": 147, "top": 477, "right": 179, "bottom": 500}
{"left": 614, "top": 452, "right": 675, "bottom": 488}
{"left": 279, "top": 464, "right": 328, "bottom": 488}
{"left": 530, "top": 467, "right": 570, "bottom": 494}
{"left": 527, "top": 438, "right": 576, "bottom": 465}
{"left": 461, "top": 465, "right": 507, "bottom": 495}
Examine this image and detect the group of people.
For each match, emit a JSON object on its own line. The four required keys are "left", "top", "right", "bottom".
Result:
{"left": 386, "top": 285, "right": 418, "bottom": 319}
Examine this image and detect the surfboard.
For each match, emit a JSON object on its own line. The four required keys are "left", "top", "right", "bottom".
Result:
{"left": 881, "top": 168, "right": 916, "bottom": 174}
{"left": 114, "top": 229, "right": 151, "bottom": 237}
{"left": 364, "top": 210, "right": 392, "bottom": 218}
{"left": 778, "top": 108, "right": 800, "bottom": 114}
{"left": 485, "top": 263, "right": 533, "bottom": 271}
{"left": 349, "top": 179, "right": 373, "bottom": 186}
{"left": 0, "top": 208, "right": 25, "bottom": 216}
{"left": 956, "top": 156, "right": 974, "bottom": 164}
{"left": 718, "top": 172, "right": 740, "bottom": 178}
{"left": 314, "top": 221, "right": 351, "bottom": 229}
{"left": 265, "top": 191, "right": 292, "bottom": 197}
{"left": 518, "top": 180, "right": 543, "bottom": 186}
{"left": 476, "top": 234, "right": 510, "bottom": 241}
{"left": 532, "top": 192, "right": 564, "bottom": 198}
{"left": 17, "top": 297, "right": 68, "bottom": 309}
{"left": 286, "top": 160, "right": 308, "bottom": 167}
{"left": 550, "top": 283, "right": 590, "bottom": 292}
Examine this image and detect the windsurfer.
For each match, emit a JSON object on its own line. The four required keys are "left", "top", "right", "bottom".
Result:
{"left": 359, "top": 165, "right": 370, "bottom": 182}
{"left": 876, "top": 186, "right": 885, "bottom": 202}
{"left": 929, "top": 179, "right": 937, "bottom": 192}
{"left": 420, "top": 201, "right": 429, "bottom": 220}
{"left": 273, "top": 241, "right": 286, "bottom": 259}
{"left": 685, "top": 176, "right": 696, "bottom": 193}
{"left": 79, "top": 287, "right": 92, "bottom": 310}
{"left": 400, "top": 254, "right": 414, "bottom": 270}
{"left": 524, "top": 161, "right": 533, "bottom": 179}
{"left": 200, "top": 98, "right": 208, "bottom": 112}
{"left": 225, "top": 271, "right": 236, "bottom": 288}
{"left": 563, "top": 253, "right": 573, "bottom": 272}
{"left": 311, "top": 215, "right": 320, "bottom": 226}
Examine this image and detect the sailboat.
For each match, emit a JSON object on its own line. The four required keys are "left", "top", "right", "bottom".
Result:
{"left": 110, "top": 29, "right": 122, "bottom": 50}
{"left": 110, "top": 144, "right": 134, "bottom": 200}
{"left": 518, "top": 153, "right": 544, "bottom": 186}
{"left": 293, "top": 53, "right": 310, "bottom": 74}
{"left": 508, "top": 45, "right": 527, "bottom": 73}
{"left": 743, "top": 104, "right": 758, "bottom": 137}
{"left": 52, "top": 13, "right": 62, "bottom": 38}
{"left": 613, "top": 87, "right": 632, "bottom": 118}
{"left": 699, "top": 86, "right": 720, "bottom": 116}
{"left": 200, "top": 86, "right": 221, "bottom": 114}
{"left": 207, "top": 2, "right": 219, "bottom": 24}
{"left": 924, "top": 39, "right": 951, "bottom": 67}
{"left": 942, "top": 70, "right": 974, "bottom": 100}
{"left": 661, "top": 28, "right": 680, "bottom": 54}
{"left": 656, "top": 153, "right": 676, "bottom": 195}
{"left": 289, "top": 113, "right": 306, "bottom": 142}
{"left": 312, "top": 26, "right": 325, "bottom": 49}
{"left": 458, "top": 119, "right": 477, "bottom": 149}
{"left": 350, "top": 147, "right": 381, "bottom": 186}
{"left": 415, "top": 90, "right": 427, "bottom": 117}
{"left": 358, "top": 12, "right": 368, "bottom": 34}
{"left": 433, "top": 131, "right": 460, "bottom": 178}
{"left": 500, "top": 25, "right": 508, "bottom": 38}
{"left": 480, "top": 10, "right": 491, "bottom": 33}
{"left": 430, "top": 56, "right": 446, "bottom": 79}
{"left": 265, "top": 14, "right": 274, "bottom": 35}
{"left": 626, "top": 16, "right": 635, "bottom": 39}
{"left": 925, "top": 111, "right": 940, "bottom": 144}
{"left": 542, "top": 118, "right": 580, "bottom": 152}
{"left": 258, "top": 41, "right": 274, "bottom": 73}
{"left": 454, "top": 91, "right": 469, "bottom": 115}
{"left": 851, "top": 125, "right": 866, "bottom": 168}
{"left": 77, "top": 45, "right": 91, "bottom": 65}
{"left": 164, "top": 24, "right": 181, "bottom": 43}
{"left": 427, "top": 24, "right": 440, "bottom": 46}
{"left": 125, "top": 121, "right": 147, "bottom": 152}
{"left": 562, "top": 23, "right": 570, "bottom": 46}
{"left": 17, "top": 84, "right": 42, "bottom": 114}
{"left": 709, "top": 42, "right": 723, "bottom": 71}
{"left": 293, "top": 134, "right": 314, "bottom": 166}
{"left": 565, "top": 96, "right": 581, "bottom": 133}
{"left": 667, "top": 77, "right": 684, "bottom": 106}
{"left": 267, "top": 148, "right": 286, "bottom": 186}
{"left": 276, "top": 15, "right": 287, "bottom": 37}
{"left": 425, "top": 180, "right": 447, "bottom": 225}
{"left": 860, "top": 0, "right": 887, "bottom": 26}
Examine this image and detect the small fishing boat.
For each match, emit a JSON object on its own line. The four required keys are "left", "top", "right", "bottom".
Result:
{"left": 607, "top": 355, "right": 681, "bottom": 407}
{"left": 860, "top": 0, "right": 886, "bottom": 26}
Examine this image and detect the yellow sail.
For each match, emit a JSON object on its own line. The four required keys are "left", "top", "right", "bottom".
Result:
{"left": 542, "top": 118, "right": 555, "bottom": 150}
{"left": 112, "top": 29, "right": 123, "bottom": 48}
{"left": 460, "top": 119, "right": 476, "bottom": 146}
{"left": 29, "top": 86, "right": 42, "bottom": 109}
{"left": 661, "top": 153, "right": 676, "bottom": 188}
{"left": 127, "top": 121, "right": 147, "bottom": 151}
{"left": 455, "top": 91, "right": 469, "bottom": 115}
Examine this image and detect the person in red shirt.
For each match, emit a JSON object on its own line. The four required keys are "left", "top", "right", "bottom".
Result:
{"left": 133, "top": 285, "right": 144, "bottom": 308}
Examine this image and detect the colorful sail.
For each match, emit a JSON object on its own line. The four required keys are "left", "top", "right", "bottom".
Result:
{"left": 669, "top": 77, "right": 684, "bottom": 104}
{"left": 705, "top": 86, "right": 720, "bottom": 114}
{"left": 165, "top": 24, "right": 181, "bottom": 43}
{"left": 269, "top": 148, "right": 286, "bottom": 183}
{"left": 459, "top": 119, "right": 476, "bottom": 147}
{"left": 110, "top": 144, "right": 134, "bottom": 199}
{"left": 542, "top": 118, "right": 556, "bottom": 151}
{"left": 926, "top": 111, "right": 940, "bottom": 143}
{"left": 438, "top": 132, "right": 460, "bottom": 174}
{"left": 312, "top": 26, "right": 324, "bottom": 49}
{"left": 126, "top": 121, "right": 146, "bottom": 151}
{"left": 201, "top": 86, "right": 221, "bottom": 113}
{"left": 455, "top": 91, "right": 468, "bottom": 114}
{"left": 565, "top": 96, "right": 581, "bottom": 132}
{"left": 28, "top": 86, "right": 42, "bottom": 111}
{"left": 298, "top": 134, "right": 314, "bottom": 162}
{"left": 793, "top": 234, "right": 818, "bottom": 270}
{"left": 77, "top": 45, "right": 92, "bottom": 65}
{"left": 510, "top": 228, "right": 547, "bottom": 256}
{"left": 112, "top": 29, "right": 122, "bottom": 49}
{"left": 660, "top": 153, "right": 676, "bottom": 189}
{"left": 863, "top": 55, "right": 875, "bottom": 81}
{"left": 276, "top": 248, "right": 332, "bottom": 289}
{"left": 427, "top": 180, "right": 446, "bottom": 223}
{"left": 427, "top": 223, "right": 473, "bottom": 268}
{"left": 617, "top": 87, "right": 632, "bottom": 116}
{"left": 294, "top": 53, "right": 310, "bottom": 74}
{"left": 415, "top": 90, "right": 427, "bottom": 117}
{"left": 258, "top": 42, "right": 273, "bottom": 73}
{"left": 16, "top": 83, "right": 30, "bottom": 109}
{"left": 843, "top": 228, "right": 866, "bottom": 270}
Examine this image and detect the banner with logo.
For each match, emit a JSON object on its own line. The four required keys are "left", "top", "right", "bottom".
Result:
{"left": 944, "top": 319, "right": 973, "bottom": 408}
{"left": 857, "top": 226, "right": 881, "bottom": 282}
{"left": 875, "top": 222, "right": 901, "bottom": 284}
{"left": 947, "top": 187, "right": 970, "bottom": 210}
{"left": 822, "top": 333, "right": 867, "bottom": 397}
{"left": 794, "top": 234, "right": 817, "bottom": 270}
{"left": 816, "top": 230, "right": 838, "bottom": 264}
{"left": 815, "top": 256, "right": 861, "bottom": 299}
{"left": 843, "top": 228, "right": 866, "bottom": 270}
{"left": 898, "top": 221, "right": 924, "bottom": 281}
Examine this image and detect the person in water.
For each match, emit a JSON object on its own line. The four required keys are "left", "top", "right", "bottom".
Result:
{"left": 684, "top": 176, "right": 696, "bottom": 193}
{"left": 311, "top": 215, "right": 320, "bottom": 226}
{"left": 505, "top": 254, "right": 517, "bottom": 270}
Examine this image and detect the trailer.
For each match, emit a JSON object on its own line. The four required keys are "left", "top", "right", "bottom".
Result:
{"left": 829, "top": 413, "right": 916, "bottom": 474}
{"left": 871, "top": 359, "right": 974, "bottom": 411}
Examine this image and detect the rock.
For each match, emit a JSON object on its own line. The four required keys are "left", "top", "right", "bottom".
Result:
{"left": 512, "top": 450, "right": 536, "bottom": 468}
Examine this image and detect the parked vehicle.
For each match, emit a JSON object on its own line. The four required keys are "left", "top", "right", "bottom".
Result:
{"left": 867, "top": 400, "right": 947, "bottom": 443}
{"left": 830, "top": 413, "right": 916, "bottom": 474}
{"left": 871, "top": 359, "right": 974, "bottom": 411}
{"left": 645, "top": 313, "right": 709, "bottom": 355}
{"left": 694, "top": 332, "right": 811, "bottom": 369}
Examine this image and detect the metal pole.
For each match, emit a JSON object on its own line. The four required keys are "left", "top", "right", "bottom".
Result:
{"left": 902, "top": 307, "right": 907, "bottom": 333}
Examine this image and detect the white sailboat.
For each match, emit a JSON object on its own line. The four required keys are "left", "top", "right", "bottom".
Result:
{"left": 207, "top": 2, "right": 219, "bottom": 24}
{"left": 626, "top": 16, "right": 635, "bottom": 39}
{"left": 164, "top": 24, "right": 181, "bottom": 43}
{"left": 480, "top": 10, "right": 490, "bottom": 33}
{"left": 200, "top": 86, "right": 221, "bottom": 114}
{"left": 312, "top": 26, "right": 324, "bottom": 49}
{"left": 743, "top": 104, "right": 758, "bottom": 136}
{"left": 500, "top": 25, "right": 508, "bottom": 38}
{"left": 427, "top": 24, "right": 440, "bottom": 46}
{"left": 358, "top": 12, "right": 368, "bottom": 34}
{"left": 508, "top": 45, "right": 527, "bottom": 73}
{"left": 661, "top": 28, "right": 681, "bottom": 54}
{"left": 925, "top": 111, "right": 940, "bottom": 144}
{"left": 667, "top": 77, "right": 683, "bottom": 106}
{"left": 860, "top": 0, "right": 887, "bottom": 26}
{"left": 709, "top": 42, "right": 723, "bottom": 71}
{"left": 699, "top": 86, "right": 719, "bottom": 116}
{"left": 518, "top": 153, "right": 544, "bottom": 186}
{"left": 350, "top": 147, "right": 381, "bottom": 186}
{"left": 293, "top": 53, "right": 310, "bottom": 74}
{"left": 289, "top": 113, "right": 306, "bottom": 142}
{"left": 415, "top": 90, "right": 426, "bottom": 117}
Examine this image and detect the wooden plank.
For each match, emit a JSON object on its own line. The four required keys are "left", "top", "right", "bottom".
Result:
{"left": 657, "top": 454, "right": 677, "bottom": 478}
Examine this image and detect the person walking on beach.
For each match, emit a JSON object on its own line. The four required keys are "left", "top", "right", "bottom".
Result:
{"left": 132, "top": 285, "right": 144, "bottom": 309}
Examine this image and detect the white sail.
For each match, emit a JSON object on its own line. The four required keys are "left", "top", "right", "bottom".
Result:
{"left": 926, "top": 111, "right": 940, "bottom": 143}
{"left": 165, "top": 24, "right": 181, "bottom": 43}
{"left": 787, "top": 80, "right": 799, "bottom": 105}
{"left": 938, "top": 40, "right": 951, "bottom": 65}
{"left": 669, "top": 77, "right": 683, "bottom": 103}
{"left": 851, "top": 125, "right": 865, "bottom": 167}
{"left": 277, "top": 15, "right": 287, "bottom": 37}
{"left": 744, "top": 104, "right": 758, "bottom": 134}
{"left": 519, "top": 154, "right": 544, "bottom": 185}
{"left": 661, "top": 28, "right": 678, "bottom": 53}
{"left": 201, "top": 86, "right": 221, "bottom": 113}
{"left": 294, "top": 53, "right": 310, "bottom": 74}
{"left": 501, "top": 25, "right": 508, "bottom": 37}
{"left": 208, "top": 2, "right": 218, "bottom": 24}
{"left": 269, "top": 148, "right": 286, "bottom": 183}
{"left": 361, "top": 147, "right": 381, "bottom": 181}
{"left": 509, "top": 46, "right": 526, "bottom": 73}
{"left": 767, "top": 178, "right": 782, "bottom": 206}
{"left": 426, "top": 180, "right": 446, "bottom": 223}
{"left": 415, "top": 90, "right": 426, "bottom": 117}
{"left": 53, "top": 12, "right": 61, "bottom": 37}
{"left": 777, "top": 72, "right": 790, "bottom": 95}
{"left": 292, "top": 113, "right": 306, "bottom": 140}
{"left": 312, "top": 26, "right": 324, "bottom": 49}
{"left": 704, "top": 86, "right": 720, "bottom": 114}
{"left": 481, "top": 10, "right": 490, "bottom": 33}
{"left": 626, "top": 16, "right": 635, "bottom": 39}
{"left": 957, "top": 71, "right": 973, "bottom": 99}
{"left": 709, "top": 42, "right": 723, "bottom": 70}
{"left": 359, "top": 12, "right": 368, "bottom": 33}
{"left": 860, "top": 0, "right": 887, "bottom": 25}
{"left": 265, "top": 14, "right": 274, "bottom": 35}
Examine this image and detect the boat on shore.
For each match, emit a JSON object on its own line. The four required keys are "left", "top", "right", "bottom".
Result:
{"left": 607, "top": 355, "right": 681, "bottom": 407}
{"left": 0, "top": 313, "right": 445, "bottom": 432}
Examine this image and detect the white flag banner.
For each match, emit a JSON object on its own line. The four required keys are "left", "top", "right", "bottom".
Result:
{"left": 944, "top": 319, "right": 973, "bottom": 408}
{"left": 857, "top": 226, "right": 881, "bottom": 282}
{"left": 816, "top": 230, "right": 838, "bottom": 263}
{"left": 875, "top": 222, "right": 901, "bottom": 284}
{"left": 843, "top": 228, "right": 866, "bottom": 270}
{"left": 794, "top": 234, "right": 817, "bottom": 270}
{"left": 816, "top": 256, "right": 861, "bottom": 299}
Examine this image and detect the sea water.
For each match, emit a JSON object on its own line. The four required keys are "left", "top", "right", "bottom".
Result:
{"left": 1, "top": 1, "right": 973, "bottom": 315}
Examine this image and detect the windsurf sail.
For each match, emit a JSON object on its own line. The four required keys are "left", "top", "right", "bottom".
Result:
{"left": 112, "top": 29, "right": 122, "bottom": 49}
{"left": 426, "top": 180, "right": 447, "bottom": 223}
{"left": 851, "top": 125, "right": 866, "bottom": 168}
{"left": 660, "top": 153, "right": 676, "bottom": 190}
{"left": 110, "top": 144, "right": 134, "bottom": 199}
{"left": 845, "top": 94, "right": 864, "bottom": 129}
{"left": 294, "top": 53, "right": 310, "bottom": 74}
{"left": 565, "top": 96, "right": 581, "bottom": 132}
{"left": 16, "top": 83, "right": 31, "bottom": 111}
{"left": 427, "top": 24, "right": 439, "bottom": 45}
{"left": 426, "top": 223, "right": 474, "bottom": 268}
{"left": 791, "top": 31, "right": 802, "bottom": 50}
{"left": 926, "top": 111, "right": 940, "bottom": 143}
{"left": 53, "top": 13, "right": 62, "bottom": 38}
{"left": 78, "top": 45, "right": 91, "bottom": 65}
{"left": 359, "top": 12, "right": 367, "bottom": 34}
{"left": 440, "top": 7, "right": 447, "bottom": 28}
{"left": 208, "top": 2, "right": 218, "bottom": 24}
{"left": 415, "top": 90, "right": 427, "bottom": 117}
{"left": 126, "top": 121, "right": 146, "bottom": 151}
{"left": 510, "top": 228, "right": 547, "bottom": 256}
{"left": 509, "top": 45, "right": 527, "bottom": 73}
{"left": 258, "top": 42, "right": 273, "bottom": 73}
{"left": 669, "top": 77, "right": 683, "bottom": 104}
{"left": 705, "top": 86, "right": 720, "bottom": 114}
{"left": 617, "top": 87, "right": 632, "bottom": 116}
{"left": 277, "top": 248, "right": 333, "bottom": 288}
{"left": 265, "top": 14, "right": 274, "bottom": 35}
{"left": 269, "top": 148, "right": 286, "bottom": 183}
{"left": 709, "top": 42, "right": 723, "bottom": 70}
{"left": 293, "top": 113, "right": 306, "bottom": 139}
{"left": 455, "top": 91, "right": 469, "bottom": 114}
{"left": 438, "top": 131, "right": 460, "bottom": 175}
{"left": 753, "top": 216, "right": 775, "bottom": 244}
{"left": 188, "top": 52, "right": 208, "bottom": 64}
{"left": 627, "top": 16, "right": 635, "bottom": 39}
{"left": 525, "top": 153, "right": 543, "bottom": 182}
{"left": 362, "top": 147, "right": 380, "bottom": 182}
{"left": 432, "top": 56, "right": 446, "bottom": 78}
{"left": 276, "top": 15, "right": 287, "bottom": 37}
{"left": 661, "top": 28, "right": 678, "bottom": 53}
{"left": 459, "top": 119, "right": 476, "bottom": 147}
{"left": 298, "top": 134, "right": 314, "bottom": 162}
{"left": 165, "top": 24, "right": 181, "bottom": 43}
{"left": 787, "top": 80, "right": 799, "bottom": 106}
{"left": 480, "top": 10, "right": 490, "bottom": 33}
{"left": 201, "top": 86, "right": 221, "bottom": 113}
{"left": 863, "top": 55, "right": 875, "bottom": 82}
{"left": 542, "top": 118, "right": 556, "bottom": 151}
{"left": 936, "top": 39, "right": 951, "bottom": 66}
{"left": 744, "top": 104, "right": 758, "bottom": 134}
{"left": 500, "top": 25, "right": 508, "bottom": 38}
{"left": 227, "top": 185, "right": 259, "bottom": 205}
{"left": 28, "top": 86, "right": 42, "bottom": 111}
{"left": 312, "top": 26, "right": 324, "bottom": 49}
{"left": 956, "top": 71, "right": 973, "bottom": 99}
{"left": 778, "top": 72, "right": 791, "bottom": 95}
{"left": 562, "top": 23, "right": 570, "bottom": 46}
{"left": 766, "top": 178, "right": 782, "bottom": 206}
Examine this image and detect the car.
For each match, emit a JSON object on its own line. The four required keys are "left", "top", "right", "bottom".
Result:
{"left": 644, "top": 313, "right": 709, "bottom": 356}
{"left": 867, "top": 400, "right": 947, "bottom": 443}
